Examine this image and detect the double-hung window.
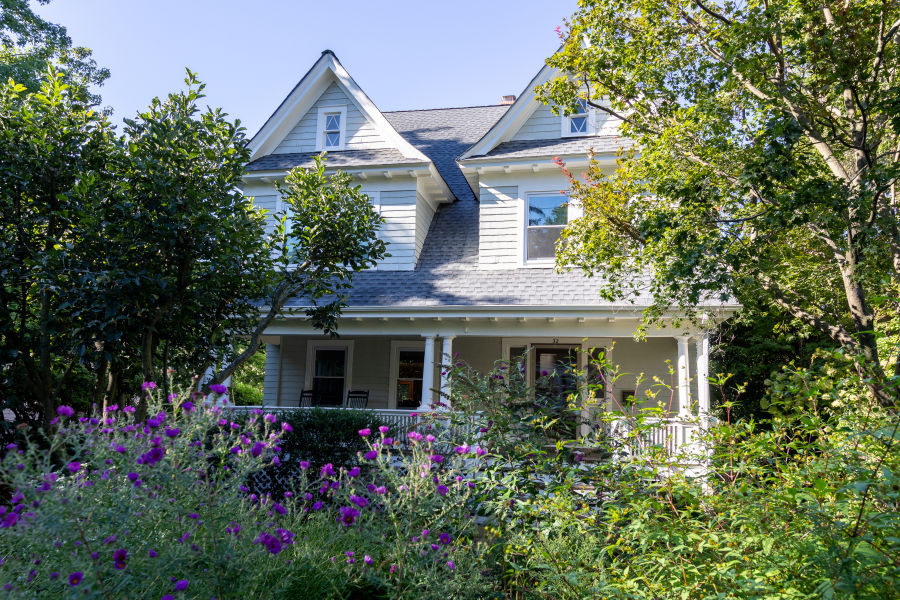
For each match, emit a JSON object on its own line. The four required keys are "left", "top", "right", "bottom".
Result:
{"left": 526, "top": 193, "right": 569, "bottom": 261}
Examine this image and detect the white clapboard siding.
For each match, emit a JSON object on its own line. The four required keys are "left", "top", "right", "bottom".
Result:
{"left": 511, "top": 102, "right": 561, "bottom": 141}
{"left": 262, "top": 344, "right": 280, "bottom": 406}
{"left": 415, "top": 192, "right": 435, "bottom": 261}
{"left": 253, "top": 195, "right": 279, "bottom": 236}
{"left": 277, "top": 337, "right": 307, "bottom": 407}
{"left": 274, "top": 81, "right": 389, "bottom": 154}
{"left": 478, "top": 185, "right": 519, "bottom": 267}
{"left": 377, "top": 189, "right": 417, "bottom": 271}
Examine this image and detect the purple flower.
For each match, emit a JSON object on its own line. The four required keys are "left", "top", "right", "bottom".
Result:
{"left": 165, "top": 428, "right": 180, "bottom": 438}
{"left": 430, "top": 454, "right": 444, "bottom": 464}
{"left": 255, "top": 532, "right": 283, "bottom": 555}
{"left": 312, "top": 502, "right": 323, "bottom": 511}
{"left": 137, "top": 446, "right": 165, "bottom": 466}
{"left": 426, "top": 434, "right": 436, "bottom": 443}
{"left": 454, "top": 445, "right": 470, "bottom": 454}
{"left": 337, "top": 506, "right": 360, "bottom": 526}
{"left": 174, "top": 579, "right": 189, "bottom": 591}
{"left": 264, "top": 413, "right": 276, "bottom": 423}
{"left": 141, "top": 381, "right": 157, "bottom": 391}
{"left": 378, "top": 426, "right": 389, "bottom": 434}
{"left": 104, "top": 535, "right": 117, "bottom": 544}
{"left": 439, "top": 533, "right": 451, "bottom": 545}
{"left": 66, "top": 462, "right": 81, "bottom": 473}
{"left": 181, "top": 401, "right": 194, "bottom": 412}
{"left": 447, "top": 560, "right": 456, "bottom": 570}
{"left": 407, "top": 432, "right": 423, "bottom": 442}
{"left": 56, "top": 405, "right": 74, "bottom": 418}
{"left": 347, "top": 467, "right": 360, "bottom": 478}
{"left": 364, "top": 554, "right": 374, "bottom": 566}
{"left": 250, "top": 442, "right": 265, "bottom": 457}
{"left": 358, "top": 428, "right": 371, "bottom": 437}
{"left": 123, "top": 406, "right": 135, "bottom": 414}
{"left": 364, "top": 450, "right": 378, "bottom": 460}
{"left": 113, "top": 548, "right": 128, "bottom": 570}
{"left": 299, "top": 460, "right": 310, "bottom": 470}
{"left": 272, "top": 503, "right": 287, "bottom": 515}
{"left": 68, "top": 572, "right": 83, "bottom": 585}
{"left": 475, "top": 447, "right": 487, "bottom": 457}
{"left": 49, "top": 572, "right": 58, "bottom": 580}
{"left": 281, "top": 422, "right": 293, "bottom": 432}
{"left": 350, "top": 495, "right": 369, "bottom": 508}
{"left": 375, "top": 485, "right": 387, "bottom": 494}
{"left": 209, "top": 384, "right": 227, "bottom": 394}
{"left": 226, "top": 522, "right": 241, "bottom": 535}
{"left": 436, "top": 485, "right": 449, "bottom": 496}
{"left": 112, "top": 443, "right": 127, "bottom": 453}
{"left": 320, "top": 463, "right": 335, "bottom": 477}
{"left": 148, "top": 549, "right": 158, "bottom": 558}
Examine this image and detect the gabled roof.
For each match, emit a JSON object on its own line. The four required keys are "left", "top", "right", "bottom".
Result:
{"left": 248, "top": 50, "right": 428, "bottom": 163}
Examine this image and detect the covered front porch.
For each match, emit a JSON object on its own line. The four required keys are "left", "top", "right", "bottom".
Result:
{"left": 259, "top": 307, "right": 722, "bottom": 455}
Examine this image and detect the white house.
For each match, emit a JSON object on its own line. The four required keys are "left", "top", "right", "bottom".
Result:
{"left": 241, "top": 50, "right": 738, "bottom": 439}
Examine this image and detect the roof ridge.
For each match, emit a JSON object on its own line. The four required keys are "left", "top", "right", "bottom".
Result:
{"left": 384, "top": 104, "right": 507, "bottom": 114}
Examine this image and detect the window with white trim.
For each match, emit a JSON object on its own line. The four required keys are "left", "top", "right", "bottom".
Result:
{"left": 305, "top": 340, "right": 354, "bottom": 406}
{"left": 525, "top": 193, "right": 569, "bottom": 261}
{"left": 561, "top": 98, "right": 593, "bottom": 137}
{"left": 317, "top": 106, "right": 347, "bottom": 151}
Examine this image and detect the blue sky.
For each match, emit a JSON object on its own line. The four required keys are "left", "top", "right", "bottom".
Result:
{"left": 36, "top": 0, "right": 576, "bottom": 136}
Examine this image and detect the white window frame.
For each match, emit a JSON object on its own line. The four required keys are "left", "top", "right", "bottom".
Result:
{"left": 523, "top": 191, "right": 571, "bottom": 265}
{"left": 560, "top": 98, "right": 594, "bottom": 138}
{"left": 367, "top": 190, "right": 381, "bottom": 215}
{"left": 304, "top": 339, "right": 354, "bottom": 406}
{"left": 317, "top": 105, "right": 347, "bottom": 151}
{"left": 388, "top": 340, "right": 425, "bottom": 410}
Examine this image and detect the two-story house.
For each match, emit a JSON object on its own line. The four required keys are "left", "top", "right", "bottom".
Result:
{"left": 241, "top": 50, "right": 738, "bottom": 436}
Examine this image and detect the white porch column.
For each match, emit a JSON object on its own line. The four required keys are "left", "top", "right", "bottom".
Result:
{"left": 419, "top": 335, "right": 436, "bottom": 411}
{"left": 439, "top": 336, "right": 454, "bottom": 410}
{"left": 676, "top": 335, "right": 692, "bottom": 418}
{"left": 695, "top": 333, "right": 710, "bottom": 418}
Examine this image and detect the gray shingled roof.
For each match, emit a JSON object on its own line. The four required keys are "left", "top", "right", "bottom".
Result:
{"left": 474, "top": 136, "right": 627, "bottom": 159}
{"left": 384, "top": 106, "right": 509, "bottom": 202}
{"left": 246, "top": 148, "right": 423, "bottom": 172}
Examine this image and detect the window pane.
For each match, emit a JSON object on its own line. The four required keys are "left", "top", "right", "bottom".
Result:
{"left": 575, "top": 98, "right": 588, "bottom": 114}
{"left": 398, "top": 350, "right": 424, "bottom": 379}
{"left": 570, "top": 115, "right": 587, "bottom": 133}
{"left": 324, "top": 114, "right": 340, "bottom": 131}
{"left": 527, "top": 225, "right": 564, "bottom": 260}
{"left": 313, "top": 377, "right": 343, "bottom": 407}
{"left": 314, "top": 349, "right": 345, "bottom": 377}
{"left": 528, "top": 195, "right": 567, "bottom": 226}
{"left": 325, "top": 132, "right": 341, "bottom": 147}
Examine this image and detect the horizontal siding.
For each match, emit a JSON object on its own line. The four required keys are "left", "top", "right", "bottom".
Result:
{"left": 262, "top": 344, "right": 280, "bottom": 407}
{"left": 273, "top": 81, "right": 389, "bottom": 154}
{"left": 253, "top": 195, "right": 279, "bottom": 236}
{"left": 478, "top": 185, "right": 519, "bottom": 267}
{"left": 350, "top": 338, "right": 391, "bottom": 409}
{"left": 278, "top": 337, "right": 307, "bottom": 407}
{"left": 511, "top": 103, "right": 560, "bottom": 141}
{"left": 376, "top": 190, "right": 417, "bottom": 271}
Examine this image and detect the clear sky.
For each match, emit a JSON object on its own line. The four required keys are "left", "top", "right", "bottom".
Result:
{"left": 35, "top": 0, "right": 577, "bottom": 136}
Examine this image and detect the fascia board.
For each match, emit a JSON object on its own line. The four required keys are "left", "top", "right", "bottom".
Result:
{"left": 459, "top": 62, "right": 562, "bottom": 160}
{"left": 268, "top": 304, "right": 741, "bottom": 319}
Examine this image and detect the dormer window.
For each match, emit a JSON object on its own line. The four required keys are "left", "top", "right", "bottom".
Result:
{"left": 317, "top": 106, "right": 347, "bottom": 150}
{"left": 562, "top": 98, "right": 593, "bottom": 137}
{"left": 526, "top": 193, "right": 569, "bottom": 261}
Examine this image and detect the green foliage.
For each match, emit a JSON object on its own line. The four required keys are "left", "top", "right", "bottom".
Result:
{"left": 0, "top": 0, "right": 109, "bottom": 103}
{"left": 229, "top": 345, "right": 265, "bottom": 406}
{"left": 542, "top": 1, "right": 900, "bottom": 394}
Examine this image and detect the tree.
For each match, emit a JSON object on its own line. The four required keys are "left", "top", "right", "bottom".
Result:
{"left": 208, "top": 155, "right": 387, "bottom": 386}
{"left": 541, "top": 0, "right": 900, "bottom": 405}
{"left": 0, "top": 0, "right": 108, "bottom": 103}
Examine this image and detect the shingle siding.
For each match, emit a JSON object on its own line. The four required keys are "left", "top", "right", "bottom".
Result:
{"left": 274, "top": 82, "right": 389, "bottom": 154}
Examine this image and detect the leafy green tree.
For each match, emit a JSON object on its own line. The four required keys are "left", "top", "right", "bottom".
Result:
{"left": 542, "top": 0, "right": 900, "bottom": 405}
{"left": 209, "top": 155, "right": 387, "bottom": 385}
{"left": 0, "top": 72, "right": 119, "bottom": 429}
{"left": 0, "top": 0, "right": 108, "bottom": 103}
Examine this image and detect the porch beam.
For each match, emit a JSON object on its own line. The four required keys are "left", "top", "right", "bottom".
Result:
{"left": 676, "top": 335, "right": 691, "bottom": 418}
{"left": 419, "top": 335, "right": 436, "bottom": 411}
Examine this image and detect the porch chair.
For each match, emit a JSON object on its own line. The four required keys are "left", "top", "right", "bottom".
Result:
{"left": 346, "top": 390, "right": 369, "bottom": 409}
{"left": 300, "top": 390, "right": 315, "bottom": 407}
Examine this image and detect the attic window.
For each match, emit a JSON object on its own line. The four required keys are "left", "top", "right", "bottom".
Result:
{"left": 317, "top": 106, "right": 347, "bottom": 150}
{"left": 526, "top": 193, "right": 569, "bottom": 261}
{"left": 562, "top": 98, "right": 592, "bottom": 137}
